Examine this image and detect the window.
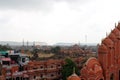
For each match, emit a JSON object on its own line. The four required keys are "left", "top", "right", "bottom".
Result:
{"left": 51, "top": 74, "right": 54, "bottom": 77}
{"left": 34, "top": 76, "right": 36, "bottom": 79}
{"left": 16, "top": 77, "right": 19, "bottom": 80}
{"left": 58, "top": 64, "right": 61, "bottom": 68}
{"left": 2, "top": 61, "right": 10, "bottom": 65}
{"left": 51, "top": 65, "right": 53, "bottom": 68}
{"left": 22, "top": 58, "right": 25, "bottom": 63}
{"left": 6, "top": 70, "right": 11, "bottom": 73}
{"left": 40, "top": 66, "right": 43, "bottom": 69}
{"left": 40, "top": 74, "right": 43, "bottom": 78}
{"left": 33, "top": 67, "right": 37, "bottom": 69}
{"left": 25, "top": 67, "right": 27, "bottom": 70}
{"left": 58, "top": 72, "right": 61, "bottom": 75}
{"left": 110, "top": 73, "right": 114, "bottom": 80}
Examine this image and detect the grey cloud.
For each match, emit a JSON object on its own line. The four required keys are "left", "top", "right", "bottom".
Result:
{"left": 0, "top": 0, "right": 54, "bottom": 11}
{"left": 55, "top": 0, "right": 94, "bottom": 6}
{"left": 0, "top": 0, "right": 91, "bottom": 10}
{"left": 55, "top": 0, "right": 90, "bottom": 3}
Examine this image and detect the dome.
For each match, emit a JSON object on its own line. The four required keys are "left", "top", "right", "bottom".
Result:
{"left": 80, "top": 57, "right": 103, "bottom": 80}
{"left": 85, "top": 57, "right": 100, "bottom": 68}
{"left": 98, "top": 44, "right": 108, "bottom": 54}
{"left": 67, "top": 67, "right": 81, "bottom": 80}
{"left": 67, "top": 73, "right": 81, "bottom": 80}
{"left": 102, "top": 37, "right": 113, "bottom": 48}
{"left": 84, "top": 57, "right": 103, "bottom": 74}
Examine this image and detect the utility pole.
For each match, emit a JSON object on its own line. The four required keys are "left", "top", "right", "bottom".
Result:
{"left": 23, "top": 39, "right": 24, "bottom": 47}
{"left": 27, "top": 41, "right": 28, "bottom": 47}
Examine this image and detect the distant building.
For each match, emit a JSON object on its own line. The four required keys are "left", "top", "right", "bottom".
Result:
{"left": 0, "top": 57, "right": 83, "bottom": 80}
{"left": 60, "top": 44, "right": 84, "bottom": 53}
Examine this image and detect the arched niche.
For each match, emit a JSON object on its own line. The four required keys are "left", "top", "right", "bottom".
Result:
{"left": 110, "top": 73, "right": 114, "bottom": 80}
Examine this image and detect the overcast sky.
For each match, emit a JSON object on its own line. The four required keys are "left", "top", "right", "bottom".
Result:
{"left": 0, "top": 0, "right": 120, "bottom": 45}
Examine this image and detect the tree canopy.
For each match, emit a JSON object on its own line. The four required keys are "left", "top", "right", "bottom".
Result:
{"left": 62, "top": 58, "right": 80, "bottom": 80}
{"left": 0, "top": 45, "right": 12, "bottom": 51}
{"left": 51, "top": 46, "right": 60, "bottom": 54}
{"left": 31, "top": 48, "right": 39, "bottom": 60}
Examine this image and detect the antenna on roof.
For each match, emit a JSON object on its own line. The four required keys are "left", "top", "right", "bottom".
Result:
{"left": 22, "top": 39, "right": 24, "bottom": 47}
{"left": 115, "top": 23, "right": 117, "bottom": 27}
{"left": 33, "top": 41, "right": 35, "bottom": 47}
{"left": 27, "top": 40, "right": 28, "bottom": 48}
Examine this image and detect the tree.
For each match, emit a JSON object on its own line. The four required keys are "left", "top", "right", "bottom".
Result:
{"left": 0, "top": 45, "right": 12, "bottom": 51}
{"left": 51, "top": 46, "right": 60, "bottom": 54}
{"left": 32, "top": 49, "right": 39, "bottom": 60}
{"left": 62, "top": 58, "right": 80, "bottom": 80}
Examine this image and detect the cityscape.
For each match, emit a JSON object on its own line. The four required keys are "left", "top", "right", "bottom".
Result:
{"left": 1, "top": 0, "right": 120, "bottom": 80}
{"left": 2, "top": 24, "right": 120, "bottom": 80}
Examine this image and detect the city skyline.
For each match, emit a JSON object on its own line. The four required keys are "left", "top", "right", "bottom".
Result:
{"left": 0, "top": 0, "right": 120, "bottom": 45}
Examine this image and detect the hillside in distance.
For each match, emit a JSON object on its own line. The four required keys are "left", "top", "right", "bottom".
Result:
{"left": 0, "top": 41, "right": 47, "bottom": 46}
{"left": 55, "top": 42, "right": 98, "bottom": 46}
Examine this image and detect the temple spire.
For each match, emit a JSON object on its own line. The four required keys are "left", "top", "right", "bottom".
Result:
{"left": 73, "top": 67, "right": 75, "bottom": 74}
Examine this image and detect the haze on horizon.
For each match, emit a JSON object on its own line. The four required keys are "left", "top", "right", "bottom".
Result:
{"left": 0, "top": 0, "right": 120, "bottom": 45}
